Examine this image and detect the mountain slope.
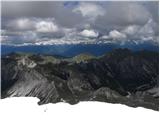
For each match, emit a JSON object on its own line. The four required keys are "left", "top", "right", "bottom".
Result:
{"left": 1, "top": 49, "right": 159, "bottom": 110}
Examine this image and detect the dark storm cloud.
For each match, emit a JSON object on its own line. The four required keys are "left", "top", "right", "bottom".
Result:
{"left": 2, "top": 1, "right": 158, "bottom": 28}
{"left": 142, "top": 1, "right": 159, "bottom": 23}
{"left": 1, "top": 1, "right": 84, "bottom": 28}
{"left": 95, "top": 2, "right": 151, "bottom": 28}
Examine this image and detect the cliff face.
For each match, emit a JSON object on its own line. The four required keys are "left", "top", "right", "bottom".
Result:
{"left": 1, "top": 49, "right": 159, "bottom": 110}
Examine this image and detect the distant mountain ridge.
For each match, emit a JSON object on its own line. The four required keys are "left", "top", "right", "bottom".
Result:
{"left": 1, "top": 48, "right": 159, "bottom": 110}
{"left": 1, "top": 43, "right": 159, "bottom": 57}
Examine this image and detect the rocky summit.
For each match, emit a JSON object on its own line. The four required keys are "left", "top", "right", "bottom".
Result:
{"left": 1, "top": 49, "right": 159, "bottom": 111}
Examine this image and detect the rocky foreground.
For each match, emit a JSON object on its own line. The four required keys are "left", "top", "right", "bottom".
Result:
{"left": 1, "top": 49, "right": 159, "bottom": 110}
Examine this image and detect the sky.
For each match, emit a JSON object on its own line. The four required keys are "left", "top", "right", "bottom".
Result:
{"left": 1, "top": 1, "right": 159, "bottom": 46}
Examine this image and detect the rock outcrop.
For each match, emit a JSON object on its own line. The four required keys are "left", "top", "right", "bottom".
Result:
{"left": 1, "top": 49, "right": 159, "bottom": 110}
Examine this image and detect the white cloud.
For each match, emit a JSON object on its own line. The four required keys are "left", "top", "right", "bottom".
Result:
{"left": 7, "top": 18, "right": 59, "bottom": 33}
{"left": 101, "top": 35, "right": 110, "bottom": 39}
{"left": 100, "top": 30, "right": 127, "bottom": 44}
{"left": 120, "top": 18, "right": 158, "bottom": 44}
{"left": 0, "top": 36, "right": 8, "bottom": 42}
{"left": 3, "top": 18, "right": 158, "bottom": 46}
{"left": 138, "top": 19, "right": 156, "bottom": 36}
{"left": 141, "top": 36, "right": 153, "bottom": 41}
{"left": 80, "top": 29, "right": 99, "bottom": 38}
{"left": 109, "top": 30, "right": 127, "bottom": 40}
{"left": 36, "top": 20, "right": 59, "bottom": 33}
{"left": 122, "top": 25, "right": 140, "bottom": 36}
{"left": 2, "top": 1, "right": 158, "bottom": 46}
{"left": 22, "top": 31, "right": 38, "bottom": 41}
{"left": 125, "top": 19, "right": 158, "bottom": 43}
{"left": 73, "top": 2, "right": 105, "bottom": 21}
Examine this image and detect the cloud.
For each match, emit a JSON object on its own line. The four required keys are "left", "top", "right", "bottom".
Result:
{"left": 1, "top": 1, "right": 84, "bottom": 28}
{"left": 2, "top": 1, "right": 158, "bottom": 29}
{"left": 109, "top": 30, "right": 126, "bottom": 40}
{"left": 101, "top": 35, "right": 110, "bottom": 40}
{"left": 0, "top": 36, "right": 8, "bottom": 42}
{"left": 142, "top": 2, "right": 159, "bottom": 23}
{"left": 7, "top": 18, "right": 35, "bottom": 31}
{"left": 95, "top": 2, "right": 152, "bottom": 30}
{"left": 6, "top": 18, "right": 60, "bottom": 33}
{"left": 80, "top": 29, "right": 99, "bottom": 38}
{"left": 73, "top": 2, "right": 105, "bottom": 21}
{"left": 99, "top": 30, "right": 128, "bottom": 45}
{"left": 100, "top": 30, "right": 127, "bottom": 45}
{"left": 136, "top": 19, "right": 158, "bottom": 43}
{"left": 1, "top": 18, "right": 66, "bottom": 45}
{"left": 100, "top": 18, "right": 159, "bottom": 45}
{"left": 1, "top": 1, "right": 159, "bottom": 45}
{"left": 1, "top": 31, "right": 38, "bottom": 45}
{"left": 35, "top": 20, "right": 59, "bottom": 33}
{"left": 122, "top": 25, "right": 140, "bottom": 36}
{"left": 121, "top": 18, "right": 158, "bottom": 43}
{"left": 138, "top": 19, "right": 157, "bottom": 36}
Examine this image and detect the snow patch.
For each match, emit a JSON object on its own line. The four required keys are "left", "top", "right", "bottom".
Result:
{"left": 0, "top": 97, "right": 159, "bottom": 120}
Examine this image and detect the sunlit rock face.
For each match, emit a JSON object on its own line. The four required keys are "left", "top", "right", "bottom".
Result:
{"left": 1, "top": 49, "right": 159, "bottom": 111}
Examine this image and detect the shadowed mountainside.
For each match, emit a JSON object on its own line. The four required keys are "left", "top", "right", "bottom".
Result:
{"left": 1, "top": 48, "right": 159, "bottom": 110}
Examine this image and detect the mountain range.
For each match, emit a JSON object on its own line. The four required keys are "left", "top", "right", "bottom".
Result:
{"left": 1, "top": 48, "right": 159, "bottom": 111}
{"left": 1, "top": 43, "right": 158, "bottom": 57}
